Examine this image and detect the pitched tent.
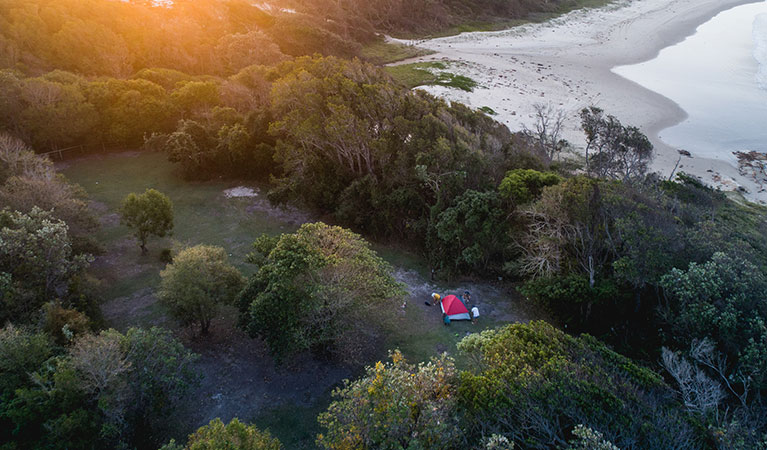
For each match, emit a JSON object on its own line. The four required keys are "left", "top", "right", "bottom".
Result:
{"left": 440, "top": 294, "right": 471, "bottom": 321}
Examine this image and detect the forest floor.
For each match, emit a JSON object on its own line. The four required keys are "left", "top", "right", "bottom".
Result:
{"left": 60, "top": 150, "right": 542, "bottom": 448}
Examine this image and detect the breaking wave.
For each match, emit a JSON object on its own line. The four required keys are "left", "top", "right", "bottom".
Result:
{"left": 754, "top": 13, "right": 767, "bottom": 90}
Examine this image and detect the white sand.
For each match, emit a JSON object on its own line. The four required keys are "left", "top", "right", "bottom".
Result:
{"left": 223, "top": 186, "right": 259, "bottom": 198}
{"left": 394, "top": 0, "right": 766, "bottom": 202}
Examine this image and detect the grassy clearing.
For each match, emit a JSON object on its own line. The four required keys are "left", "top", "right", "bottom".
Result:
{"left": 61, "top": 151, "right": 534, "bottom": 448}
{"left": 386, "top": 61, "right": 477, "bottom": 91}
{"left": 360, "top": 40, "right": 434, "bottom": 65}
{"left": 61, "top": 151, "right": 300, "bottom": 329}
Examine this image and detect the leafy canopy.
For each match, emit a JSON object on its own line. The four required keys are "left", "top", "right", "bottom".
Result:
{"left": 161, "top": 418, "right": 282, "bottom": 450}
{"left": 317, "top": 350, "right": 460, "bottom": 450}
{"left": 661, "top": 252, "right": 767, "bottom": 389}
{"left": 0, "top": 207, "right": 92, "bottom": 322}
{"left": 239, "top": 222, "right": 404, "bottom": 364}
{"left": 456, "top": 321, "right": 686, "bottom": 448}
{"left": 120, "top": 188, "right": 173, "bottom": 253}
{"left": 498, "top": 168, "right": 561, "bottom": 205}
{"left": 158, "top": 245, "right": 244, "bottom": 334}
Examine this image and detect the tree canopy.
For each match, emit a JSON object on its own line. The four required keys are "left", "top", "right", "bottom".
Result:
{"left": 238, "top": 222, "right": 404, "bottom": 364}
{"left": 318, "top": 350, "right": 460, "bottom": 450}
{"left": 120, "top": 188, "right": 174, "bottom": 254}
{"left": 158, "top": 245, "right": 244, "bottom": 334}
{"left": 162, "top": 418, "right": 283, "bottom": 450}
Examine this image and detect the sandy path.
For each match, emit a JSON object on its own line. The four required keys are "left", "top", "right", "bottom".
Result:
{"left": 394, "top": 0, "right": 765, "bottom": 201}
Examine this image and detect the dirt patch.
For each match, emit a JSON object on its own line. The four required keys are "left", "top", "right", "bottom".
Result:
{"left": 394, "top": 268, "right": 535, "bottom": 324}
{"left": 245, "top": 196, "right": 312, "bottom": 226}
{"left": 224, "top": 186, "right": 259, "bottom": 198}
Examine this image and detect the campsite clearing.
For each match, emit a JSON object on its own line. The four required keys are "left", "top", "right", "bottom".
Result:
{"left": 61, "top": 151, "right": 541, "bottom": 448}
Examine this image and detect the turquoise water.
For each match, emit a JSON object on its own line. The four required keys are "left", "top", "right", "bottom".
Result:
{"left": 613, "top": 1, "right": 767, "bottom": 162}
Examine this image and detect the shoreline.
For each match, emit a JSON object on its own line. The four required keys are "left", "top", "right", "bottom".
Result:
{"left": 394, "top": 0, "right": 765, "bottom": 201}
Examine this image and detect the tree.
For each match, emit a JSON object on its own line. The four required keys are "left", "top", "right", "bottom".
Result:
{"left": 162, "top": 130, "right": 204, "bottom": 178}
{"left": 0, "top": 207, "right": 92, "bottom": 322}
{"left": 158, "top": 245, "right": 244, "bottom": 334}
{"left": 171, "top": 81, "right": 220, "bottom": 117}
{"left": 580, "top": 107, "right": 653, "bottom": 182}
{"left": 524, "top": 102, "right": 568, "bottom": 161}
{"left": 238, "top": 222, "right": 404, "bottom": 364}
{"left": 660, "top": 252, "right": 767, "bottom": 390}
{"left": 317, "top": 350, "right": 460, "bottom": 450}
{"left": 214, "top": 31, "right": 286, "bottom": 74}
{"left": 19, "top": 76, "right": 98, "bottom": 149}
{"left": 162, "top": 418, "right": 283, "bottom": 450}
{"left": 119, "top": 327, "right": 200, "bottom": 446}
{"left": 430, "top": 189, "right": 507, "bottom": 275}
{"left": 517, "top": 176, "right": 614, "bottom": 286}
{"left": 0, "top": 325, "right": 53, "bottom": 401}
{"left": 0, "top": 133, "right": 54, "bottom": 183}
{"left": 120, "top": 188, "right": 173, "bottom": 254}
{"left": 660, "top": 346, "right": 724, "bottom": 416}
{"left": 1, "top": 325, "right": 199, "bottom": 449}
{"left": 0, "top": 133, "right": 98, "bottom": 252}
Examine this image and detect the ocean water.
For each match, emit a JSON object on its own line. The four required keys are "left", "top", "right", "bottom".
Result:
{"left": 613, "top": 1, "right": 767, "bottom": 162}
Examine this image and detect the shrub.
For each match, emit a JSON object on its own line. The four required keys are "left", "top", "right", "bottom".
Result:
{"left": 239, "top": 223, "right": 404, "bottom": 364}
{"left": 456, "top": 321, "right": 690, "bottom": 448}
{"left": 317, "top": 350, "right": 460, "bottom": 450}
{"left": 158, "top": 245, "right": 244, "bottom": 334}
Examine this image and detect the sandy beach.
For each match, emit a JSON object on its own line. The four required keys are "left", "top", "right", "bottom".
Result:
{"left": 394, "top": 0, "right": 766, "bottom": 202}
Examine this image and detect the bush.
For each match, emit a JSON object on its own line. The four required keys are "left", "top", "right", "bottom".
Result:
{"left": 317, "top": 350, "right": 460, "bottom": 450}
{"left": 520, "top": 274, "right": 627, "bottom": 331}
{"left": 238, "top": 223, "right": 404, "bottom": 364}
{"left": 498, "top": 168, "right": 561, "bottom": 205}
{"left": 180, "top": 418, "right": 282, "bottom": 450}
{"left": 158, "top": 245, "right": 244, "bottom": 334}
{"left": 456, "top": 321, "right": 691, "bottom": 448}
{"left": 159, "top": 248, "right": 173, "bottom": 264}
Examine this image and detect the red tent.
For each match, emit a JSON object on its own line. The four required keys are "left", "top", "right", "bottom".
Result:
{"left": 440, "top": 294, "right": 471, "bottom": 321}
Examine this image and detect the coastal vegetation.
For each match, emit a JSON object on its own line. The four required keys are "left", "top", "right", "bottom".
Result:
{"left": 0, "top": 0, "right": 766, "bottom": 449}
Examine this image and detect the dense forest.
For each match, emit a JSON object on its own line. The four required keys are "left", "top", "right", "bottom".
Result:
{"left": 1, "top": 0, "right": 767, "bottom": 449}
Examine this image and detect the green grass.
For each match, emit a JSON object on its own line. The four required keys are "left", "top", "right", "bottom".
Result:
{"left": 385, "top": 63, "right": 438, "bottom": 89}
{"left": 61, "top": 151, "right": 299, "bottom": 328}
{"left": 386, "top": 62, "right": 477, "bottom": 91}
{"left": 63, "top": 152, "right": 295, "bottom": 263}
{"left": 360, "top": 40, "right": 434, "bottom": 65}
{"left": 479, "top": 106, "right": 498, "bottom": 115}
{"left": 435, "top": 73, "right": 477, "bottom": 91}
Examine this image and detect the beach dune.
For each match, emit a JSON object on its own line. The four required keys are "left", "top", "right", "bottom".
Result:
{"left": 395, "top": 0, "right": 765, "bottom": 201}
